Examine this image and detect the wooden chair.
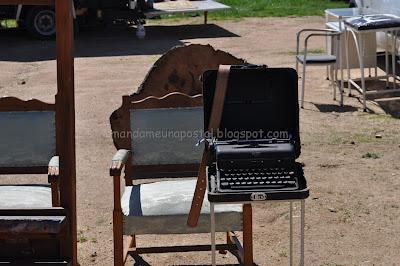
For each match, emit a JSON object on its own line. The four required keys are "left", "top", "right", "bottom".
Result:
{"left": 110, "top": 92, "right": 251, "bottom": 265}
{"left": 0, "top": 96, "right": 69, "bottom": 264}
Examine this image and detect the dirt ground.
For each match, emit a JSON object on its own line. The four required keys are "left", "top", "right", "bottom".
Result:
{"left": 0, "top": 16, "right": 399, "bottom": 266}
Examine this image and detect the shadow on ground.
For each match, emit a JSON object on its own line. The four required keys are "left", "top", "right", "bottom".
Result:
{"left": 0, "top": 24, "right": 239, "bottom": 62}
{"left": 356, "top": 80, "right": 400, "bottom": 118}
{"left": 314, "top": 103, "right": 358, "bottom": 113}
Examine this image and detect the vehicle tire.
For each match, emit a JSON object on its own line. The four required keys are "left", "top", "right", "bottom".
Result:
{"left": 349, "top": 0, "right": 357, "bottom": 8}
{"left": 26, "top": 6, "right": 56, "bottom": 39}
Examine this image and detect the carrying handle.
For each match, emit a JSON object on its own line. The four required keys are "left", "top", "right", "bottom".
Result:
{"left": 187, "top": 65, "right": 231, "bottom": 227}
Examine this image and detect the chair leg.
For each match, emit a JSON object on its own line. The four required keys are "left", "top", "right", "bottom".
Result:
{"left": 50, "top": 180, "right": 60, "bottom": 207}
{"left": 301, "top": 63, "right": 307, "bottom": 108}
{"left": 331, "top": 65, "right": 336, "bottom": 101}
{"left": 340, "top": 53, "right": 344, "bottom": 106}
{"left": 243, "top": 204, "right": 253, "bottom": 266}
{"left": 114, "top": 210, "right": 124, "bottom": 266}
{"left": 123, "top": 235, "right": 136, "bottom": 264}
{"left": 113, "top": 175, "right": 124, "bottom": 266}
{"left": 218, "top": 232, "right": 231, "bottom": 255}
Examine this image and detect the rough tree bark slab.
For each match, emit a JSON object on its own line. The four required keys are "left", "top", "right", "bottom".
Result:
{"left": 110, "top": 44, "right": 246, "bottom": 150}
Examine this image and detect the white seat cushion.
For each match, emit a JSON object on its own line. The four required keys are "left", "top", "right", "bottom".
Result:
{"left": 121, "top": 179, "right": 243, "bottom": 235}
{"left": 0, "top": 185, "right": 52, "bottom": 209}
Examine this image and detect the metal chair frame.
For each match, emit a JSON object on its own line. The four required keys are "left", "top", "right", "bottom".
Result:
{"left": 296, "top": 29, "right": 344, "bottom": 108}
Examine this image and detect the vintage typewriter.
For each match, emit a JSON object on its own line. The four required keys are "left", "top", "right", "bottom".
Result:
{"left": 203, "top": 65, "right": 309, "bottom": 202}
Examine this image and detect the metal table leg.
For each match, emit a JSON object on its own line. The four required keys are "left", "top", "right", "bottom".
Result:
{"left": 210, "top": 202, "right": 216, "bottom": 266}
{"left": 344, "top": 26, "right": 352, "bottom": 96}
{"left": 300, "top": 200, "right": 305, "bottom": 266}
{"left": 386, "top": 32, "right": 390, "bottom": 88}
{"left": 354, "top": 31, "right": 367, "bottom": 111}
{"left": 289, "top": 202, "right": 293, "bottom": 266}
{"left": 392, "top": 31, "right": 397, "bottom": 90}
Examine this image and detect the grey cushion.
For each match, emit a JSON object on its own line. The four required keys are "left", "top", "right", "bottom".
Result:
{"left": 296, "top": 54, "right": 336, "bottom": 64}
{"left": 0, "top": 111, "right": 56, "bottom": 167}
{"left": 345, "top": 15, "right": 400, "bottom": 31}
{"left": 0, "top": 186, "right": 65, "bottom": 234}
{"left": 121, "top": 179, "right": 242, "bottom": 235}
{"left": 0, "top": 185, "right": 52, "bottom": 209}
{"left": 130, "top": 107, "right": 204, "bottom": 165}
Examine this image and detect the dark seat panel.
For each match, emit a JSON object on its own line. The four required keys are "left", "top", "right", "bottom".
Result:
{"left": 296, "top": 54, "right": 337, "bottom": 64}
{"left": 0, "top": 215, "right": 66, "bottom": 234}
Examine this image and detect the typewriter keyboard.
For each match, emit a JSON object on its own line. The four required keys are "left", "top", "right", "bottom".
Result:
{"left": 218, "top": 167, "right": 298, "bottom": 191}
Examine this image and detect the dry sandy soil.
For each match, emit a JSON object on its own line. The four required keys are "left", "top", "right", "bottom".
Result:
{"left": 0, "top": 16, "right": 399, "bottom": 266}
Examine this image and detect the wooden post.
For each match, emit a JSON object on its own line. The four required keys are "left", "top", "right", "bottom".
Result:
{"left": 55, "top": 0, "right": 77, "bottom": 265}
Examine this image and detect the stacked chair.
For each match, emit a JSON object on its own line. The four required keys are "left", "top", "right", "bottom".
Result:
{"left": 0, "top": 96, "right": 70, "bottom": 264}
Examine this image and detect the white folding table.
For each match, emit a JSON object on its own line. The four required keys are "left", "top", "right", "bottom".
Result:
{"left": 344, "top": 15, "right": 400, "bottom": 111}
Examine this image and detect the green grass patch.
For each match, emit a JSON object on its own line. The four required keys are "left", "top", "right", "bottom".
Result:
{"left": 0, "top": 19, "right": 17, "bottom": 28}
{"left": 362, "top": 152, "right": 380, "bottom": 159}
{"left": 211, "top": 0, "right": 347, "bottom": 18}
{"left": 155, "top": 0, "right": 347, "bottom": 21}
{"left": 286, "top": 48, "right": 326, "bottom": 56}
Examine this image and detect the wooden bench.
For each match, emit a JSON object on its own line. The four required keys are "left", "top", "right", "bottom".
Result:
{"left": 110, "top": 92, "right": 248, "bottom": 265}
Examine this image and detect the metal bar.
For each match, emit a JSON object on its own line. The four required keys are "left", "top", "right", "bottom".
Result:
{"left": 348, "top": 75, "right": 392, "bottom": 81}
{"left": 16, "top": 4, "right": 22, "bottom": 20}
{"left": 326, "top": 12, "right": 330, "bottom": 80}
{"left": 365, "top": 89, "right": 400, "bottom": 95}
{"left": 345, "top": 25, "right": 352, "bottom": 95}
{"left": 289, "top": 202, "right": 293, "bottom": 266}
{"left": 300, "top": 200, "right": 305, "bottom": 266}
{"left": 352, "top": 30, "right": 367, "bottom": 110}
{"left": 339, "top": 32, "right": 344, "bottom": 105}
{"left": 386, "top": 32, "right": 390, "bottom": 87}
{"left": 392, "top": 31, "right": 397, "bottom": 90}
{"left": 210, "top": 203, "right": 216, "bottom": 266}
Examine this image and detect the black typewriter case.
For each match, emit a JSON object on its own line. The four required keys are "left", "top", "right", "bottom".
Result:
{"left": 202, "top": 65, "right": 309, "bottom": 202}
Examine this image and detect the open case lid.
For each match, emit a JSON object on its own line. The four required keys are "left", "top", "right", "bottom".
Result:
{"left": 202, "top": 66, "right": 301, "bottom": 158}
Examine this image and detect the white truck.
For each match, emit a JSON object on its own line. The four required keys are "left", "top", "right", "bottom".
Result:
{"left": 0, "top": 0, "right": 229, "bottom": 39}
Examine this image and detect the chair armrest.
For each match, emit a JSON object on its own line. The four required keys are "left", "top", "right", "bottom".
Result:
{"left": 110, "top": 149, "right": 131, "bottom": 176}
{"left": 296, "top": 28, "right": 340, "bottom": 55}
{"left": 48, "top": 156, "right": 59, "bottom": 183}
{"left": 302, "top": 32, "right": 341, "bottom": 57}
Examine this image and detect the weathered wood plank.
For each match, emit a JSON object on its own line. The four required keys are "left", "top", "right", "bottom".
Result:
{"left": 0, "top": 215, "right": 66, "bottom": 234}
{"left": 55, "top": 0, "right": 77, "bottom": 263}
{"left": 110, "top": 44, "right": 246, "bottom": 150}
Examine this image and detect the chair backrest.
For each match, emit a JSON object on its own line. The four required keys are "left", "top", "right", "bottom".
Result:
{"left": 0, "top": 97, "right": 56, "bottom": 174}
{"left": 113, "top": 92, "right": 204, "bottom": 179}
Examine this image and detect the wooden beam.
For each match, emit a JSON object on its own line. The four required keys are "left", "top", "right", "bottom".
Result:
{"left": 0, "top": 208, "right": 66, "bottom": 216}
{"left": 243, "top": 204, "right": 253, "bottom": 266}
{"left": 55, "top": 0, "right": 76, "bottom": 265}
{"left": 131, "top": 244, "right": 237, "bottom": 254}
{"left": 0, "top": 0, "right": 54, "bottom": 5}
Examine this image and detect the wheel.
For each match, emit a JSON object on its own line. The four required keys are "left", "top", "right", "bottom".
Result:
{"left": 26, "top": 6, "right": 56, "bottom": 39}
{"left": 349, "top": 0, "right": 357, "bottom": 8}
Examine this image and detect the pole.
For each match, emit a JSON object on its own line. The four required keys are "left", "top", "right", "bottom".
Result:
{"left": 55, "top": 0, "right": 77, "bottom": 264}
